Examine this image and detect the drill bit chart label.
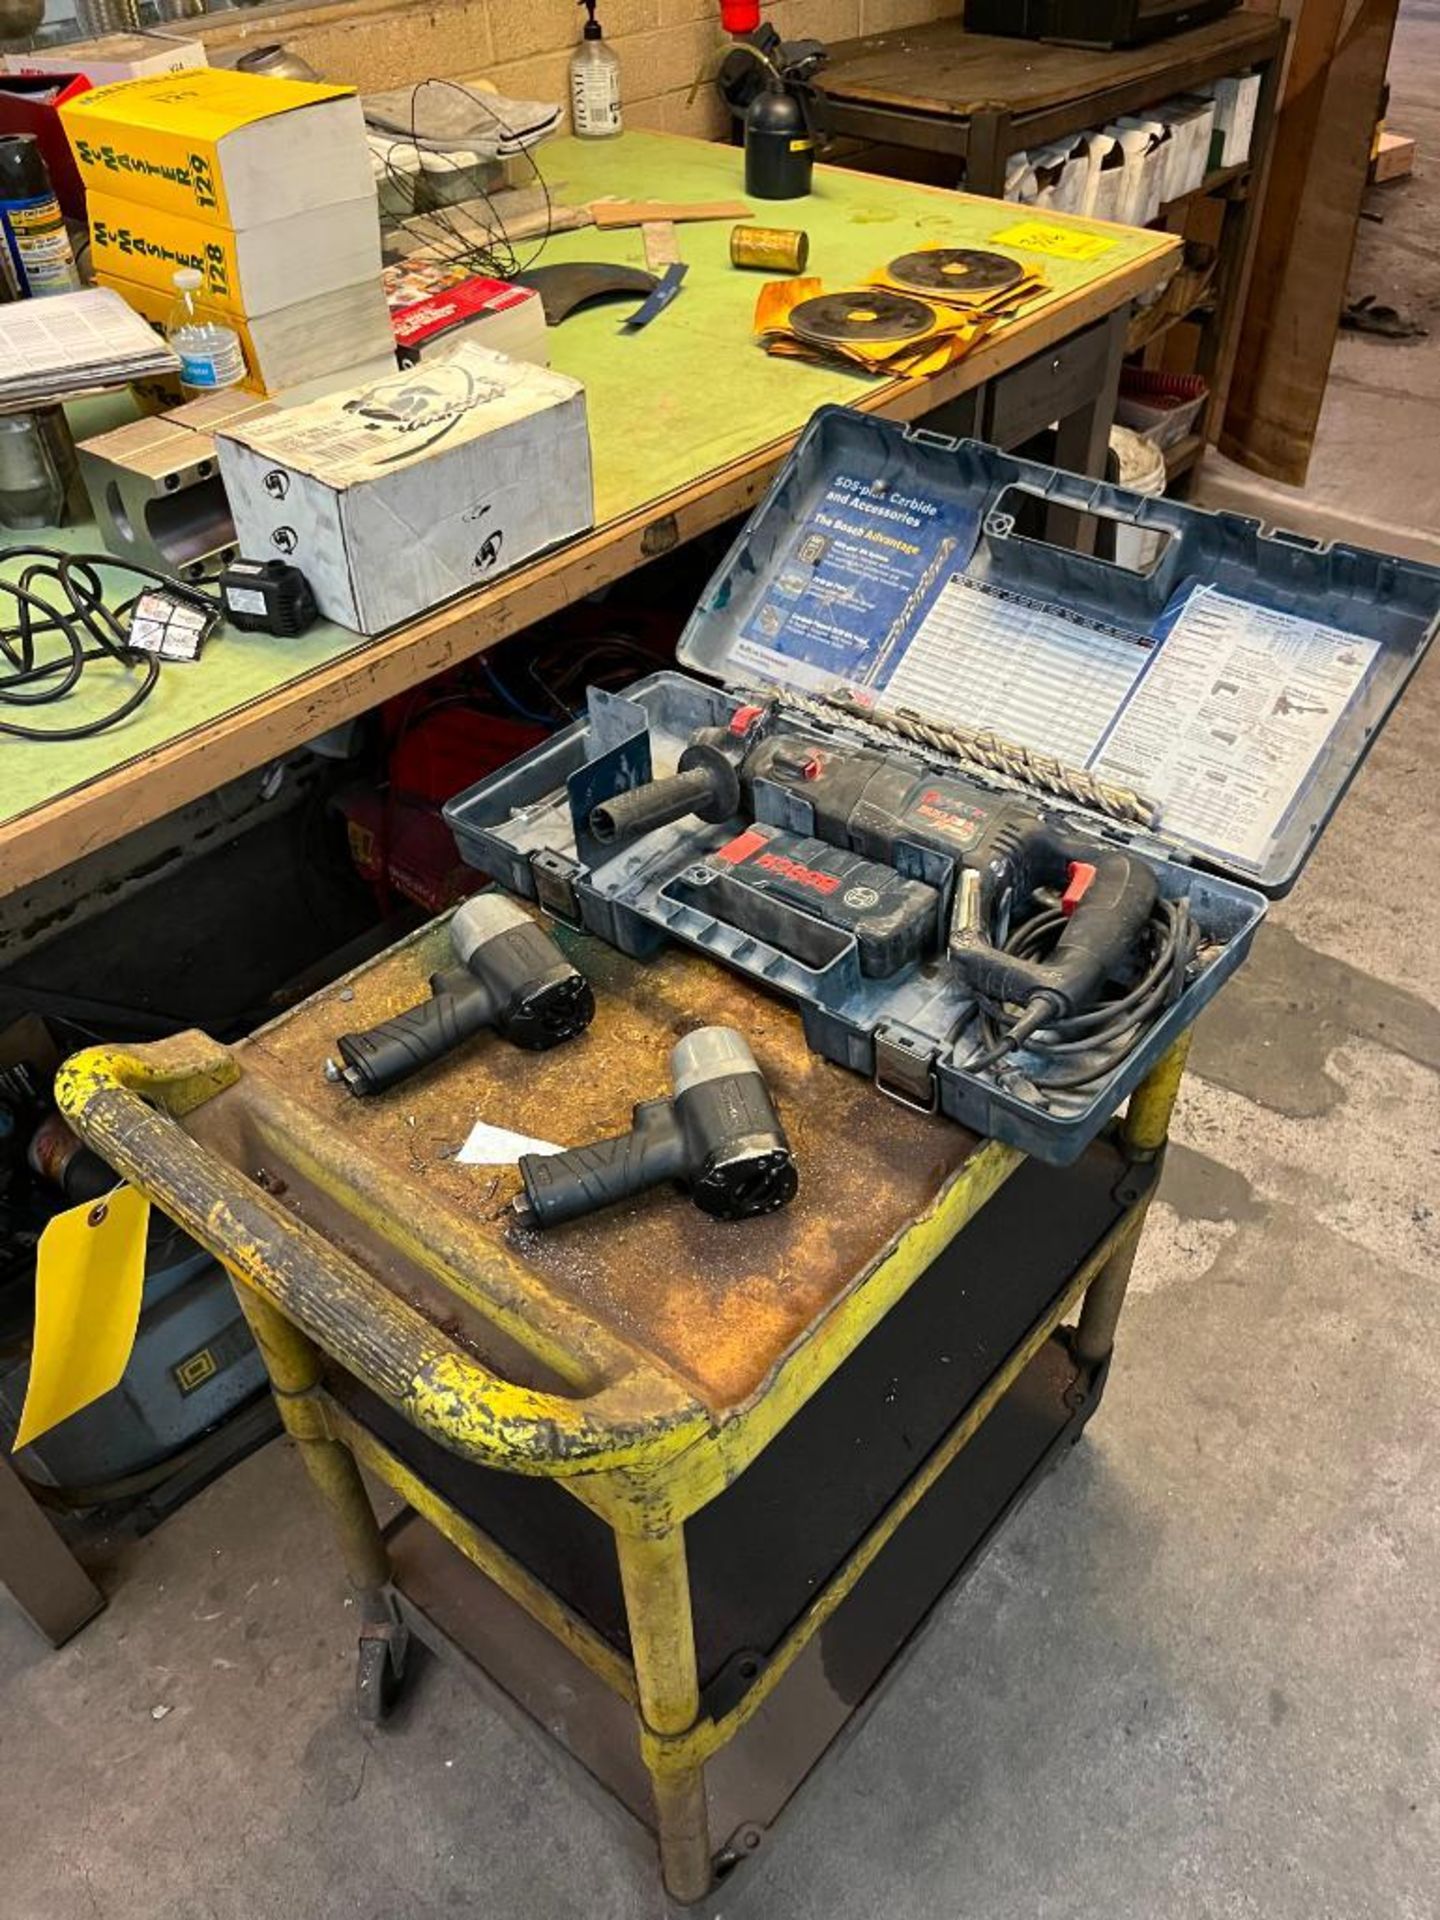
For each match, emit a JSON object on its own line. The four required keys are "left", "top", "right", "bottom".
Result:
{"left": 885, "top": 574, "right": 1154, "bottom": 765}
{"left": 888, "top": 574, "right": 1379, "bottom": 870}
{"left": 1089, "top": 586, "right": 1380, "bottom": 870}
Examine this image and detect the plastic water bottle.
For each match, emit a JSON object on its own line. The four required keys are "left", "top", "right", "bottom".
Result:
{"left": 165, "top": 267, "right": 246, "bottom": 394}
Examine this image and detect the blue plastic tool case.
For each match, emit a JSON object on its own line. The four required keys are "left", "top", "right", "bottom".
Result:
{"left": 446, "top": 408, "right": 1439, "bottom": 1162}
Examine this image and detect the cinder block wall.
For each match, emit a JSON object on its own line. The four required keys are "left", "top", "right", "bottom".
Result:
{"left": 200, "top": 0, "right": 958, "bottom": 140}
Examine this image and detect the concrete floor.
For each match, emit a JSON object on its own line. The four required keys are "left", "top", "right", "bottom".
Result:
{"left": 5, "top": 28, "right": 1440, "bottom": 1920}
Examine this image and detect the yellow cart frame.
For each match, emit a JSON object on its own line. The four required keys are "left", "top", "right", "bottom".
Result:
{"left": 59, "top": 921, "right": 1189, "bottom": 1901}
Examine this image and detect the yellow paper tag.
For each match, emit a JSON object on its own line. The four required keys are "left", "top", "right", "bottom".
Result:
{"left": 15, "top": 1185, "right": 150, "bottom": 1451}
{"left": 991, "top": 220, "right": 1118, "bottom": 262}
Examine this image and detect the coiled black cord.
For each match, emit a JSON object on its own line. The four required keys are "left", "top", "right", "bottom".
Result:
{"left": 960, "top": 895, "right": 1205, "bottom": 1102}
{"left": 0, "top": 548, "right": 217, "bottom": 742}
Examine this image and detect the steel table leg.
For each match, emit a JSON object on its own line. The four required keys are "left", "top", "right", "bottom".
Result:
{"left": 0, "top": 1453, "right": 104, "bottom": 1647}
{"left": 616, "top": 1526, "right": 712, "bottom": 1902}
{"left": 1048, "top": 306, "right": 1131, "bottom": 553}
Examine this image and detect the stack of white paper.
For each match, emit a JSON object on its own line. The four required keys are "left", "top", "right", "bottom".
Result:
{"left": 0, "top": 288, "right": 178, "bottom": 409}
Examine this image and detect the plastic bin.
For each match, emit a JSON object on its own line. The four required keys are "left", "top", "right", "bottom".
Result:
{"left": 1117, "top": 367, "right": 1209, "bottom": 450}
{"left": 446, "top": 409, "right": 1440, "bottom": 1163}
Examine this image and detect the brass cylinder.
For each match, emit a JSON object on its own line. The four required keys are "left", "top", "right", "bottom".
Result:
{"left": 730, "top": 223, "right": 810, "bottom": 273}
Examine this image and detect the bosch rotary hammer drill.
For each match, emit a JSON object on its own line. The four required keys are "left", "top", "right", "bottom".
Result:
{"left": 590, "top": 707, "right": 1158, "bottom": 1038}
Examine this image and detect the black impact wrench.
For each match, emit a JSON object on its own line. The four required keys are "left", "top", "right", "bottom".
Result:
{"left": 328, "top": 895, "right": 594, "bottom": 1096}
{"left": 513, "top": 1026, "right": 797, "bottom": 1229}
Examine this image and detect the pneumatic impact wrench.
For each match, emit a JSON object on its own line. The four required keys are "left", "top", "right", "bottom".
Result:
{"left": 513, "top": 1027, "right": 797, "bottom": 1229}
{"left": 590, "top": 707, "right": 1158, "bottom": 1036}
{"left": 327, "top": 895, "right": 595, "bottom": 1096}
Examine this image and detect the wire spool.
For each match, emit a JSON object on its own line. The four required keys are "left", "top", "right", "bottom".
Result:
{"left": 0, "top": 549, "right": 221, "bottom": 742}
{"left": 75, "top": 0, "right": 140, "bottom": 32}
{"left": 730, "top": 223, "right": 809, "bottom": 273}
{"left": 960, "top": 896, "right": 1205, "bottom": 1107}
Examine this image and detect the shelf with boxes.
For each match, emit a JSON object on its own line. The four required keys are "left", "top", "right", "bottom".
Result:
{"left": 810, "top": 12, "right": 1287, "bottom": 493}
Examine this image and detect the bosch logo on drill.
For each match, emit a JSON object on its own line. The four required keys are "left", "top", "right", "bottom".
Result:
{"left": 914, "top": 788, "right": 987, "bottom": 847}
{"left": 754, "top": 850, "right": 841, "bottom": 894}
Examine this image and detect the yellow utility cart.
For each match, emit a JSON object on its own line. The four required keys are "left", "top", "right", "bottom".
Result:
{"left": 59, "top": 910, "right": 1188, "bottom": 1901}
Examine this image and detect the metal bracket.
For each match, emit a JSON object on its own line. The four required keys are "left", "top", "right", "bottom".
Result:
{"left": 713, "top": 1821, "right": 768, "bottom": 1878}
{"left": 1112, "top": 1141, "right": 1166, "bottom": 1210}
{"left": 529, "top": 849, "right": 583, "bottom": 928}
{"left": 873, "top": 1024, "right": 940, "bottom": 1114}
{"left": 701, "top": 1644, "right": 768, "bottom": 1720}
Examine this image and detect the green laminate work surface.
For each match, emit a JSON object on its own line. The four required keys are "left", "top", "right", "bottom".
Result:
{"left": 0, "top": 131, "right": 1168, "bottom": 852}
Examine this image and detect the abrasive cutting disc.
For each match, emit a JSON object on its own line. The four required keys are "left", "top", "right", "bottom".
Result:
{"left": 789, "top": 289, "right": 938, "bottom": 347}
{"left": 884, "top": 248, "right": 1025, "bottom": 296}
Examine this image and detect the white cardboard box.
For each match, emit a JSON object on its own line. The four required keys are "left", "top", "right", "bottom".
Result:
{"left": 1106, "top": 122, "right": 1165, "bottom": 227}
{"left": 1081, "top": 132, "right": 1129, "bottom": 223}
{"left": 216, "top": 342, "right": 593, "bottom": 634}
{"left": 1204, "top": 73, "right": 1261, "bottom": 168}
{"left": 3, "top": 34, "right": 206, "bottom": 85}
{"left": 1156, "top": 95, "right": 1216, "bottom": 201}
{"left": 1028, "top": 136, "right": 1090, "bottom": 216}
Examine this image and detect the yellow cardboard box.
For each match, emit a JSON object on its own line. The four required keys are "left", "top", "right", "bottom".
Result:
{"left": 96, "top": 269, "right": 263, "bottom": 389}
{"left": 87, "top": 189, "right": 383, "bottom": 319}
{"left": 61, "top": 68, "right": 372, "bottom": 229}
{"left": 98, "top": 270, "right": 396, "bottom": 399}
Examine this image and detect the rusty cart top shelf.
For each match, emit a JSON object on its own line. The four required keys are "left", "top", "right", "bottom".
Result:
{"left": 201, "top": 919, "right": 992, "bottom": 1420}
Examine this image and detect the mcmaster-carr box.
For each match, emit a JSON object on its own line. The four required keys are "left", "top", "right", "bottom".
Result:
{"left": 97, "top": 270, "right": 397, "bottom": 399}
{"left": 87, "top": 188, "right": 383, "bottom": 317}
{"left": 61, "top": 68, "right": 371, "bottom": 229}
{"left": 216, "top": 343, "right": 593, "bottom": 633}
{"left": 444, "top": 406, "right": 1440, "bottom": 1164}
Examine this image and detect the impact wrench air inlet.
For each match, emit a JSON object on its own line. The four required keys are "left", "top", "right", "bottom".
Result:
{"left": 512, "top": 1027, "right": 798, "bottom": 1228}
{"left": 327, "top": 895, "right": 594, "bottom": 1096}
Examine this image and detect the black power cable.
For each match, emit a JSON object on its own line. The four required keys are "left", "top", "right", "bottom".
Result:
{"left": 381, "top": 78, "right": 555, "bottom": 283}
{"left": 960, "top": 895, "right": 1206, "bottom": 1104}
{"left": 0, "top": 547, "right": 218, "bottom": 742}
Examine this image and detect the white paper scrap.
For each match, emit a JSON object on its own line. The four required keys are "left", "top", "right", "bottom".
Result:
{"left": 457, "top": 1120, "right": 563, "bottom": 1166}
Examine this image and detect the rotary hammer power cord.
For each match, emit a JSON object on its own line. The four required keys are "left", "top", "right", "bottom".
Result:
{"left": 961, "top": 893, "right": 1205, "bottom": 1100}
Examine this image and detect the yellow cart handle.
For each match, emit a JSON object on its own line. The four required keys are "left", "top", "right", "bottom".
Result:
{"left": 56, "top": 1042, "right": 709, "bottom": 1479}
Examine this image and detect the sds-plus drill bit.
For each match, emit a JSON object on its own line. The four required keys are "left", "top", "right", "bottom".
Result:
{"left": 769, "top": 686, "right": 1161, "bottom": 830}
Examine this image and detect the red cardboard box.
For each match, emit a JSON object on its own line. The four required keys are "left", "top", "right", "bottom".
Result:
{"left": 0, "top": 74, "right": 91, "bottom": 220}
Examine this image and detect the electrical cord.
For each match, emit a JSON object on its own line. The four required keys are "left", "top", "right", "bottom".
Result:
{"left": 0, "top": 548, "right": 218, "bottom": 742}
{"left": 958, "top": 895, "right": 1206, "bottom": 1103}
{"left": 382, "top": 78, "right": 555, "bottom": 283}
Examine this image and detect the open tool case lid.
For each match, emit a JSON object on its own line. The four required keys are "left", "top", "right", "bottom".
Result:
{"left": 677, "top": 407, "right": 1440, "bottom": 896}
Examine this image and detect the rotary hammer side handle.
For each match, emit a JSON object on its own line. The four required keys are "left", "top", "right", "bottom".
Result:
{"left": 589, "top": 729, "right": 746, "bottom": 847}
{"left": 950, "top": 845, "right": 1158, "bottom": 1017}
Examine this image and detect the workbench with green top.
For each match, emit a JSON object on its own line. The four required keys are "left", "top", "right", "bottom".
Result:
{"left": 0, "top": 130, "right": 1175, "bottom": 900}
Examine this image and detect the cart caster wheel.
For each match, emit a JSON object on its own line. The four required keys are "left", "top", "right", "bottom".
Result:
{"left": 355, "top": 1622, "right": 408, "bottom": 1725}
